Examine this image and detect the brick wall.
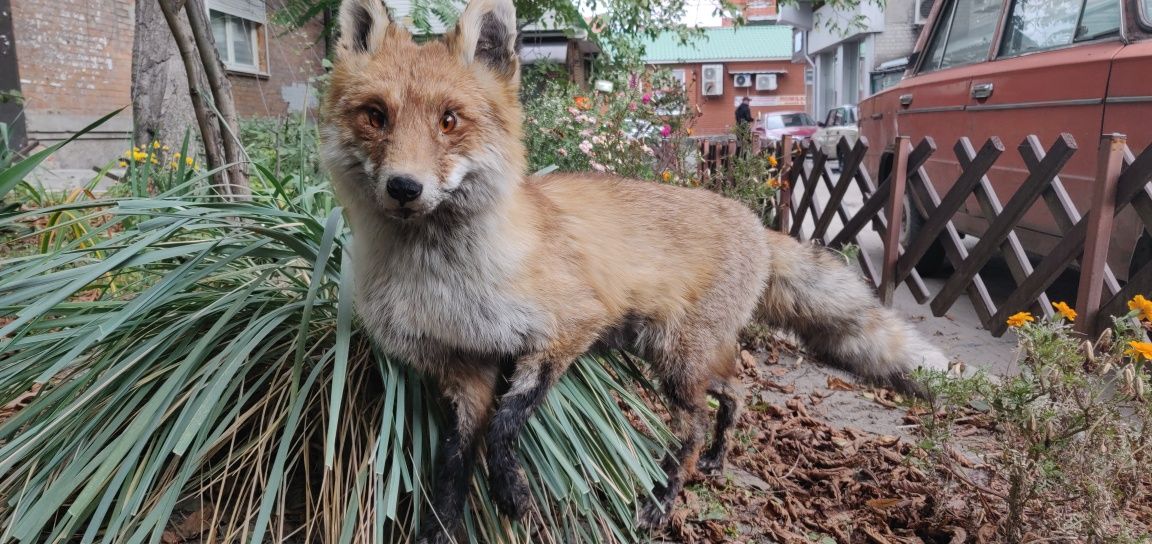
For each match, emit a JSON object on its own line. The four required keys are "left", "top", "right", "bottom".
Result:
{"left": 873, "top": 0, "right": 919, "bottom": 67}
{"left": 11, "top": 0, "right": 326, "bottom": 169}
{"left": 13, "top": 0, "right": 136, "bottom": 168}
{"left": 658, "top": 60, "right": 805, "bottom": 137}
{"left": 229, "top": 0, "right": 326, "bottom": 118}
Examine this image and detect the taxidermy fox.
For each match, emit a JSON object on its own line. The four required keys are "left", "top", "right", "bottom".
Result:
{"left": 321, "top": 0, "right": 949, "bottom": 541}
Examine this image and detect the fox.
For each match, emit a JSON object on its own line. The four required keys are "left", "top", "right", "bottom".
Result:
{"left": 321, "top": 0, "right": 950, "bottom": 541}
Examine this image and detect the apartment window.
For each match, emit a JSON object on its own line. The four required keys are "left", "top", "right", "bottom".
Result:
{"left": 207, "top": 0, "right": 268, "bottom": 75}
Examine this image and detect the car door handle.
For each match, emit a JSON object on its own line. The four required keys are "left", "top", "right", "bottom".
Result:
{"left": 899, "top": 93, "right": 913, "bottom": 106}
{"left": 971, "top": 82, "right": 994, "bottom": 99}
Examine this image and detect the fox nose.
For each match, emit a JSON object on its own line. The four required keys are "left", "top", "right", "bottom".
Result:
{"left": 385, "top": 176, "right": 423, "bottom": 205}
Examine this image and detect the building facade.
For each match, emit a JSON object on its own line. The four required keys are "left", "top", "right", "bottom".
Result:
{"left": 782, "top": 0, "right": 930, "bottom": 119}
{"left": 6, "top": 0, "right": 327, "bottom": 170}
{"left": 642, "top": 26, "right": 803, "bottom": 137}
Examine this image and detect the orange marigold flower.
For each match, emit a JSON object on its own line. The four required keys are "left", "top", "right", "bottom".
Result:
{"left": 1126, "top": 341, "right": 1152, "bottom": 360}
{"left": 574, "top": 96, "right": 591, "bottom": 110}
{"left": 1052, "top": 301, "right": 1076, "bottom": 322}
{"left": 1007, "top": 312, "right": 1034, "bottom": 328}
{"left": 766, "top": 177, "right": 781, "bottom": 189}
{"left": 1128, "top": 295, "right": 1152, "bottom": 321}
{"left": 661, "top": 170, "right": 672, "bottom": 182}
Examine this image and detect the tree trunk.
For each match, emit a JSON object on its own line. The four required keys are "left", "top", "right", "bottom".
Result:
{"left": 131, "top": 0, "right": 195, "bottom": 152}
{"left": 184, "top": 0, "right": 250, "bottom": 198}
{"left": 156, "top": 0, "right": 232, "bottom": 198}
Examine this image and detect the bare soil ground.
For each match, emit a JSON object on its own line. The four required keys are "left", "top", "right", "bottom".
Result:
{"left": 653, "top": 341, "right": 1152, "bottom": 544}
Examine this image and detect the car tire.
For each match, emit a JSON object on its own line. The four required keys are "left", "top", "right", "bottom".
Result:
{"left": 901, "top": 196, "right": 951, "bottom": 277}
{"left": 879, "top": 151, "right": 949, "bottom": 277}
{"left": 1129, "top": 229, "right": 1152, "bottom": 281}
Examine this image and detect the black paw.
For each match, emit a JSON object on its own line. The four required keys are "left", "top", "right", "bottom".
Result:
{"left": 696, "top": 453, "right": 725, "bottom": 475}
{"left": 637, "top": 496, "right": 674, "bottom": 530}
{"left": 490, "top": 469, "right": 532, "bottom": 521}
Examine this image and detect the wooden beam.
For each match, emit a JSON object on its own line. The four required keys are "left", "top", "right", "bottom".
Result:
{"left": 1075, "top": 134, "right": 1126, "bottom": 334}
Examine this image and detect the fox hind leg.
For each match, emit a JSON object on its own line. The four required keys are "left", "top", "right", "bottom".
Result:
{"left": 638, "top": 366, "right": 710, "bottom": 529}
{"left": 698, "top": 375, "right": 743, "bottom": 475}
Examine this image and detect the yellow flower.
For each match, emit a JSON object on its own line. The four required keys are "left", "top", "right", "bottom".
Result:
{"left": 185, "top": 156, "right": 195, "bottom": 167}
{"left": 170, "top": 161, "right": 179, "bottom": 169}
{"left": 132, "top": 150, "right": 148, "bottom": 162}
{"left": 1128, "top": 295, "right": 1152, "bottom": 321}
{"left": 661, "top": 170, "right": 672, "bottom": 182}
{"left": 768, "top": 155, "right": 778, "bottom": 168}
{"left": 162, "top": 145, "right": 171, "bottom": 151}
{"left": 1127, "top": 341, "right": 1152, "bottom": 360}
{"left": 1052, "top": 301, "right": 1076, "bottom": 322}
{"left": 152, "top": 141, "right": 161, "bottom": 149}
{"left": 766, "top": 177, "right": 781, "bottom": 189}
{"left": 1007, "top": 311, "right": 1035, "bottom": 328}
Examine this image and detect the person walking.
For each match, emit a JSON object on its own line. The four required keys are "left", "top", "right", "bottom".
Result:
{"left": 735, "top": 97, "right": 753, "bottom": 130}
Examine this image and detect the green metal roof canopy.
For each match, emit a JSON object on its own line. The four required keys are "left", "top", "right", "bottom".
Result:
{"left": 642, "top": 25, "right": 794, "bottom": 64}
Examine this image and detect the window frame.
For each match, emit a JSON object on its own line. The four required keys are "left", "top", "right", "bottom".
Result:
{"left": 916, "top": 0, "right": 1004, "bottom": 74}
{"left": 996, "top": 0, "right": 1124, "bottom": 60}
{"left": 205, "top": 1, "right": 270, "bottom": 77}
{"left": 1142, "top": 0, "right": 1152, "bottom": 29}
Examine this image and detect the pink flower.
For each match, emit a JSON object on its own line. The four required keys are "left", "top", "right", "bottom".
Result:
{"left": 579, "top": 140, "right": 594, "bottom": 154}
{"left": 568, "top": 107, "right": 580, "bottom": 115}
{"left": 660, "top": 124, "right": 672, "bottom": 138}
{"left": 557, "top": 148, "right": 568, "bottom": 157}
{"left": 628, "top": 73, "right": 639, "bottom": 89}
{"left": 642, "top": 93, "right": 652, "bottom": 104}
{"left": 591, "top": 161, "right": 606, "bottom": 172}
{"left": 629, "top": 102, "right": 637, "bottom": 111}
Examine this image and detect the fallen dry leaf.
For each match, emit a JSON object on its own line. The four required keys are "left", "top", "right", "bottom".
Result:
{"left": 826, "top": 376, "right": 856, "bottom": 391}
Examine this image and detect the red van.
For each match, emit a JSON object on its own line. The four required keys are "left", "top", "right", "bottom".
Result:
{"left": 859, "top": 0, "right": 1152, "bottom": 278}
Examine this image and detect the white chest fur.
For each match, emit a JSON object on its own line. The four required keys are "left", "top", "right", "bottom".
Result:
{"left": 350, "top": 216, "right": 549, "bottom": 364}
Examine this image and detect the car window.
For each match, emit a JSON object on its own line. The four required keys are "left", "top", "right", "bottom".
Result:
{"left": 1145, "top": 0, "right": 1152, "bottom": 25}
{"left": 1000, "top": 0, "right": 1120, "bottom": 57}
{"left": 920, "top": 0, "right": 1003, "bottom": 73}
{"left": 765, "top": 115, "right": 784, "bottom": 129}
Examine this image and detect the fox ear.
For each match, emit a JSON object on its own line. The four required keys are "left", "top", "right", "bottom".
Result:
{"left": 449, "top": 0, "right": 519, "bottom": 80}
{"left": 337, "top": 0, "right": 392, "bottom": 55}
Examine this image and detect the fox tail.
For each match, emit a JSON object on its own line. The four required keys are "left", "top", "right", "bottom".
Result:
{"left": 758, "top": 232, "right": 951, "bottom": 394}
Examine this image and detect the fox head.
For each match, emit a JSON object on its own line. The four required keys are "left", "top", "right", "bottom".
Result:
{"left": 322, "top": 0, "right": 525, "bottom": 222}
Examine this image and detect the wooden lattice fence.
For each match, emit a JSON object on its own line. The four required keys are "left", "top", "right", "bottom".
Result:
{"left": 778, "top": 132, "right": 1152, "bottom": 336}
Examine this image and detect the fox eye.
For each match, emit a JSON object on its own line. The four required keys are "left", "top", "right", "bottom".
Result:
{"left": 439, "top": 111, "right": 458, "bottom": 134}
{"left": 365, "top": 108, "right": 387, "bottom": 130}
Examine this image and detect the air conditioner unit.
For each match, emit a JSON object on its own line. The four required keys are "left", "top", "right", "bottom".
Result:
{"left": 755, "top": 73, "right": 778, "bottom": 91}
{"left": 701, "top": 64, "right": 724, "bottom": 96}
{"left": 914, "top": 0, "right": 934, "bottom": 25}
{"left": 733, "top": 73, "right": 753, "bottom": 88}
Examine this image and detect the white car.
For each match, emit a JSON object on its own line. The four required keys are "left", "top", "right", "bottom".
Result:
{"left": 812, "top": 105, "right": 859, "bottom": 157}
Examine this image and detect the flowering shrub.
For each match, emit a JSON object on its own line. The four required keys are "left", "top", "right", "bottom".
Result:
{"left": 116, "top": 137, "right": 200, "bottom": 197}
{"left": 522, "top": 68, "right": 695, "bottom": 182}
{"left": 917, "top": 297, "right": 1152, "bottom": 542}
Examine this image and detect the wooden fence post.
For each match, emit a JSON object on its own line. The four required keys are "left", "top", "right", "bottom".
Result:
{"left": 777, "top": 135, "right": 793, "bottom": 233}
{"left": 1075, "top": 133, "right": 1126, "bottom": 334}
{"left": 880, "top": 136, "right": 911, "bottom": 306}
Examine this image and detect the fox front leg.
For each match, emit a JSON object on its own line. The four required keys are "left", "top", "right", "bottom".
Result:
{"left": 485, "top": 354, "right": 565, "bottom": 521}
{"left": 417, "top": 367, "right": 498, "bottom": 544}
